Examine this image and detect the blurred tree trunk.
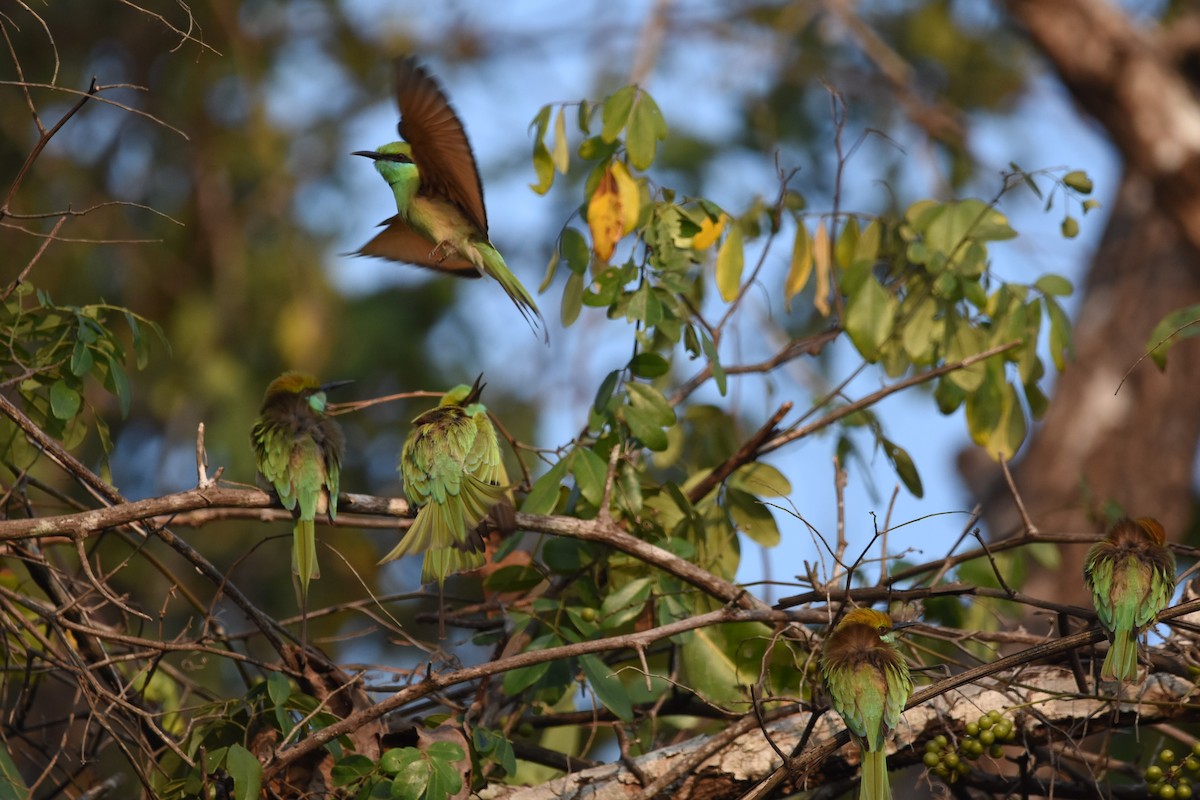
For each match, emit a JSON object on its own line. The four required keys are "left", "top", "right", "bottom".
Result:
{"left": 963, "top": 0, "right": 1200, "bottom": 605}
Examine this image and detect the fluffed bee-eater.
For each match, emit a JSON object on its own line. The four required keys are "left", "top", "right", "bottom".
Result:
{"left": 354, "top": 57, "right": 545, "bottom": 340}
{"left": 1084, "top": 516, "right": 1176, "bottom": 681}
{"left": 251, "top": 372, "right": 347, "bottom": 629}
{"left": 820, "top": 608, "right": 915, "bottom": 800}
{"left": 379, "top": 375, "right": 510, "bottom": 585}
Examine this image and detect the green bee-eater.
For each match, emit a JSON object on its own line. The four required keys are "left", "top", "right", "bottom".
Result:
{"left": 251, "top": 372, "right": 347, "bottom": 620}
{"left": 379, "top": 376, "right": 510, "bottom": 585}
{"left": 1084, "top": 516, "right": 1176, "bottom": 681}
{"left": 354, "top": 57, "right": 545, "bottom": 340}
{"left": 820, "top": 608, "right": 915, "bottom": 800}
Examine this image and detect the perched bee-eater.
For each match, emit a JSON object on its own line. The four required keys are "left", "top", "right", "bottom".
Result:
{"left": 354, "top": 57, "right": 545, "bottom": 339}
{"left": 380, "top": 376, "right": 510, "bottom": 585}
{"left": 1084, "top": 516, "right": 1176, "bottom": 681}
{"left": 820, "top": 608, "right": 914, "bottom": 800}
{"left": 251, "top": 372, "right": 347, "bottom": 622}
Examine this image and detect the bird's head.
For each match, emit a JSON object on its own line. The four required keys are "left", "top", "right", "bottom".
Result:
{"left": 439, "top": 374, "right": 485, "bottom": 408}
{"left": 262, "top": 372, "right": 351, "bottom": 415}
{"left": 1133, "top": 517, "right": 1167, "bottom": 546}
{"left": 353, "top": 142, "right": 413, "bottom": 166}
{"left": 836, "top": 608, "right": 915, "bottom": 644}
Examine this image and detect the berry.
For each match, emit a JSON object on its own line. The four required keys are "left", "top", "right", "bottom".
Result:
{"left": 944, "top": 753, "right": 959, "bottom": 769}
{"left": 979, "top": 730, "right": 995, "bottom": 746}
{"left": 978, "top": 714, "right": 994, "bottom": 730}
{"left": 923, "top": 752, "right": 940, "bottom": 768}
{"left": 1147, "top": 766, "right": 1165, "bottom": 782}
{"left": 1179, "top": 785, "right": 1194, "bottom": 799}
{"left": 965, "top": 722, "right": 979, "bottom": 737}
{"left": 1185, "top": 758, "right": 1200, "bottom": 773}
{"left": 989, "top": 744, "right": 1005, "bottom": 759}
{"left": 1163, "top": 750, "right": 1178, "bottom": 765}
{"left": 934, "top": 734, "right": 948, "bottom": 749}
{"left": 1161, "top": 785, "right": 1177, "bottom": 799}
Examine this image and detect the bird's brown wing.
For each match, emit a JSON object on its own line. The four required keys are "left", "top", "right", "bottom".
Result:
{"left": 393, "top": 57, "right": 489, "bottom": 236}
{"left": 357, "top": 217, "right": 481, "bottom": 276}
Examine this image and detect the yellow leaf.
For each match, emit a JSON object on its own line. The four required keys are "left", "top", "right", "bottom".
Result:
{"left": 813, "top": 219, "right": 831, "bottom": 316}
{"left": 784, "top": 221, "right": 812, "bottom": 310}
{"left": 587, "top": 167, "right": 622, "bottom": 262}
{"left": 552, "top": 107, "right": 569, "bottom": 174}
{"left": 716, "top": 225, "right": 744, "bottom": 303}
{"left": 611, "top": 161, "right": 640, "bottom": 232}
{"left": 692, "top": 212, "right": 728, "bottom": 251}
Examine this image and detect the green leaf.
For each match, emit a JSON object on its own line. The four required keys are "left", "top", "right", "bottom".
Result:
{"left": 715, "top": 225, "right": 744, "bottom": 302}
{"left": 1062, "top": 170, "right": 1093, "bottom": 194}
{"left": 945, "top": 325, "right": 988, "bottom": 392}
{"left": 728, "top": 463, "right": 790, "bottom": 497}
{"left": 70, "top": 339, "right": 93, "bottom": 376}
{"left": 629, "top": 352, "right": 669, "bottom": 378}
{"left": 594, "top": 369, "right": 620, "bottom": 414}
{"left": 902, "top": 295, "right": 937, "bottom": 364}
{"left": 700, "top": 332, "right": 726, "bottom": 396}
{"left": 784, "top": 221, "right": 812, "bottom": 310}
{"left": 601, "top": 86, "right": 636, "bottom": 143}
{"left": 552, "top": 107, "right": 569, "bottom": 173}
{"left": 626, "top": 382, "right": 675, "bottom": 425}
{"left": 561, "top": 227, "right": 591, "bottom": 274}
{"left": 267, "top": 670, "right": 291, "bottom": 708}
{"left": 1060, "top": 216, "right": 1079, "bottom": 239}
{"left": 600, "top": 576, "right": 653, "bottom": 629}
{"left": 580, "top": 654, "right": 633, "bottom": 721}
{"left": 49, "top": 380, "right": 81, "bottom": 421}
{"left": 844, "top": 274, "right": 895, "bottom": 361}
{"left": 1035, "top": 274, "right": 1072, "bottom": 297}
{"left": 226, "top": 744, "right": 262, "bottom": 800}
{"left": 679, "top": 622, "right": 749, "bottom": 704}
{"left": 104, "top": 356, "right": 132, "bottom": 417}
{"left": 0, "top": 739, "right": 28, "bottom": 799}
{"left": 573, "top": 447, "right": 609, "bottom": 507}
{"left": 521, "top": 459, "right": 569, "bottom": 515}
{"left": 626, "top": 93, "right": 666, "bottom": 170}
{"left": 1045, "top": 295, "right": 1073, "bottom": 371}
{"left": 530, "top": 140, "right": 554, "bottom": 195}
{"left": 881, "top": 438, "right": 924, "bottom": 498}
{"left": 502, "top": 635, "right": 559, "bottom": 693}
{"left": 561, "top": 271, "right": 584, "bottom": 327}
{"left": 727, "top": 488, "right": 780, "bottom": 547}
{"left": 1147, "top": 303, "right": 1200, "bottom": 369}
{"left": 622, "top": 404, "right": 668, "bottom": 451}
{"left": 331, "top": 754, "right": 376, "bottom": 786}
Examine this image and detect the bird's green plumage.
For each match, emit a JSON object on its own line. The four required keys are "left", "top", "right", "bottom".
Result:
{"left": 251, "top": 372, "right": 345, "bottom": 615}
{"left": 820, "top": 609, "right": 914, "bottom": 800}
{"left": 355, "top": 57, "right": 545, "bottom": 340}
{"left": 1084, "top": 517, "right": 1176, "bottom": 681}
{"left": 381, "top": 377, "right": 510, "bottom": 585}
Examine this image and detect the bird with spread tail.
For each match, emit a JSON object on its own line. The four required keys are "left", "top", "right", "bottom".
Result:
{"left": 251, "top": 372, "right": 347, "bottom": 631}
{"left": 820, "top": 608, "right": 915, "bottom": 800}
{"left": 354, "top": 57, "right": 545, "bottom": 340}
{"left": 379, "top": 376, "right": 511, "bottom": 585}
{"left": 1084, "top": 516, "right": 1176, "bottom": 681}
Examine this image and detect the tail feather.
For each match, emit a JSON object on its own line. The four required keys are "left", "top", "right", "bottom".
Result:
{"left": 480, "top": 244, "right": 547, "bottom": 343}
{"left": 292, "top": 517, "right": 319, "bottom": 596}
{"left": 422, "top": 546, "right": 486, "bottom": 586}
{"left": 859, "top": 748, "right": 889, "bottom": 800}
{"left": 1102, "top": 629, "right": 1139, "bottom": 682}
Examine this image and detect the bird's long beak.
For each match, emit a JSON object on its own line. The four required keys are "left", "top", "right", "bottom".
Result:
{"left": 351, "top": 150, "right": 383, "bottom": 160}
{"left": 465, "top": 373, "right": 486, "bottom": 405}
{"left": 891, "top": 620, "right": 920, "bottom": 632}
{"left": 321, "top": 379, "right": 354, "bottom": 393}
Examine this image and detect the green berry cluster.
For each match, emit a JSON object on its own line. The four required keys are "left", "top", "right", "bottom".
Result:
{"left": 922, "top": 710, "right": 1017, "bottom": 784}
{"left": 1145, "top": 743, "right": 1200, "bottom": 798}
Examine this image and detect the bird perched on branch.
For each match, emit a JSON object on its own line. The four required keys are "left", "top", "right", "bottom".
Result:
{"left": 1084, "top": 516, "right": 1176, "bottom": 681}
{"left": 820, "top": 608, "right": 915, "bottom": 800}
{"left": 380, "top": 375, "right": 511, "bottom": 585}
{"left": 251, "top": 372, "right": 347, "bottom": 630}
{"left": 354, "top": 56, "right": 545, "bottom": 340}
